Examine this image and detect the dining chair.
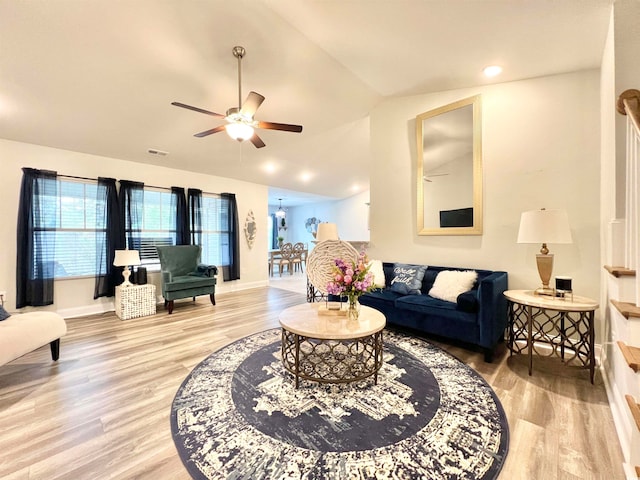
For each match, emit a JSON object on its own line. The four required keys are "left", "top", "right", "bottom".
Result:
{"left": 275, "top": 242, "right": 294, "bottom": 276}
{"left": 292, "top": 242, "right": 305, "bottom": 272}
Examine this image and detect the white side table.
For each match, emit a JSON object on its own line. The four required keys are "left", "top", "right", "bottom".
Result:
{"left": 115, "top": 284, "right": 156, "bottom": 320}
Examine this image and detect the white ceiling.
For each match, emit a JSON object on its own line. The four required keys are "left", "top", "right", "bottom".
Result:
{"left": 0, "top": 0, "right": 612, "bottom": 207}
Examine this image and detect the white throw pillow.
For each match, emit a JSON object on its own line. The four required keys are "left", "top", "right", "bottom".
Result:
{"left": 367, "top": 259, "right": 386, "bottom": 288}
{"left": 428, "top": 270, "right": 478, "bottom": 303}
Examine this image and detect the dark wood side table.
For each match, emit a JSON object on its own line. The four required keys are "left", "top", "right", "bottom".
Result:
{"left": 504, "top": 289, "right": 598, "bottom": 384}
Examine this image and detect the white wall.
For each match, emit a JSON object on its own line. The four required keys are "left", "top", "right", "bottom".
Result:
{"left": 0, "top": 139, "right": 269, "bottom": 317}
{"left": 370, "top": 70, "right": 601, "bottom": 323}
{"left": 284, "top": 191, "right": 371, "bottom": 247}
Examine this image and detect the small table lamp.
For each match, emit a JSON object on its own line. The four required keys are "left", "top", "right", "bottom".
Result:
{"left": 315, "top": 223, "right": 339, "bottom": 243}
{"left": 113, "top": 249, "right": 141, "bottom": 287}
{"left": 517, "top": 208, "right": 572, "bottom": 296}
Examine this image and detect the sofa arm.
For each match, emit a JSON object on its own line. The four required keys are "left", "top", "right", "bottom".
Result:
{"left": 477, "top": 271, "right": 509, "bottom": 349}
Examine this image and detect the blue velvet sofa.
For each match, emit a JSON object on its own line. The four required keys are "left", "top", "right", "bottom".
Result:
{"left": 359, "top": 262, "right": 508, "bottom": 362}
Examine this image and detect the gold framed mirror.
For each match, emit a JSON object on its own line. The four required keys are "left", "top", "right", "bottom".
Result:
{"left": 417, "top": 95, "right": 482, "bottom": 235}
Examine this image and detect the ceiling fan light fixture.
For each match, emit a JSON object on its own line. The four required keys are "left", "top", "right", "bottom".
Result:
{"left": 225, "top": 122, "right": 254, "bottom": 142}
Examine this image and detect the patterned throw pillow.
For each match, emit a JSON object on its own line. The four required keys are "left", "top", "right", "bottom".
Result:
{"left": 0, "top": 305, "right": 11, "bottom": 321}
{"left": 390, "top": 263, "right": 426, "bottom": 295}
{"left": 429, "top": 270, "right": 478, "bottom": 303}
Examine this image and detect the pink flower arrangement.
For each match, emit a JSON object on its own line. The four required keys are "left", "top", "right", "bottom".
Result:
{"left": 326, "top": 251, "right": 374, "bottom": 301}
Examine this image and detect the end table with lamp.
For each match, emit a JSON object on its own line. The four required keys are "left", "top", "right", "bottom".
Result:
{"left": 504, "top": 289, "right": 597, "bottom": 384}
{"left": 113, "top": 249, "right": 156, "bottom": 320}
{"left": 513, "top": 209, "right": 596, "bottom": 382}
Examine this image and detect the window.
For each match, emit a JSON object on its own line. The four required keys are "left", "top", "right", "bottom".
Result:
{"left": 126, "top": 188, "right": 176, "bottom": 266}
{"left": 40, "top": 179, "right": 103, "bottom": 278}
{"left": 200, "top": 194, "right": 229, "bottom": 266}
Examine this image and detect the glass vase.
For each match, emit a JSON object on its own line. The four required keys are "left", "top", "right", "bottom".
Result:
{"left": 347, "top": 295, "right": 361, "bottom": 320}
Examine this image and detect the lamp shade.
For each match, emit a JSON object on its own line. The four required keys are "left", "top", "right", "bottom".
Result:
{"left": 113, "top": 249, "right": 141, "bottom": 267}
{"left": 315, "top": 223, "right": 339, "bottom": 243}
{"left": 517, "top": 209, "right": 572, "bottom": 244}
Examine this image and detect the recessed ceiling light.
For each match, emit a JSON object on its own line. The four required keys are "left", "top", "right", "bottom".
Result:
{"left": 483, "top": 65, "right": 502, "bottom": 77}
{"left": 300, "top": 172, "right": 313, "bottom": 182}
{"left": 262, "top": 162, "right": 278, "bottom": 174}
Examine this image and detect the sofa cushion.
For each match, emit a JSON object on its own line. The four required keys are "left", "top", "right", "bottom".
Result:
{"left": 362, "top": 288, "right": 404, "bottom": 305}
{"left": 429, "top": 270, "right": 478, "bottom": 303}
{"left": 421, "top": 269, "right": 440, "bottom": 294}
{"left": 395, "top": 294, "right": 477, "bottom": 324}
{"left": 390, "top": 263, "right": 426, "bottom": 295}
{"left": 164, "top": 275, "right": 216, "bottom": 292}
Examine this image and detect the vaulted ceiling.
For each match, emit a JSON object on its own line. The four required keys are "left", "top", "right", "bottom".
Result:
{"left": 0, "top": 0, "right": 612, "bottom": 206}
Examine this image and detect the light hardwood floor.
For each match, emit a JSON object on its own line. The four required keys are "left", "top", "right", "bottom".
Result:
{"left": 0, "top": 287, "right": 625, "bottom": 479}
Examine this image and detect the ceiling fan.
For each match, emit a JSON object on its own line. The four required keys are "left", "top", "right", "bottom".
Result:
{"left": 172, "top": 46, "right": 303, "bottom": 149}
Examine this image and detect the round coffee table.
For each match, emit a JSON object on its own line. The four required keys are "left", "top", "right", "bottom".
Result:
{"left": 279, "top": 303, "right": 386, "bottom": 388}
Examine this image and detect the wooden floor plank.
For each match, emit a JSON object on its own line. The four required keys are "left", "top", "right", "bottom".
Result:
{"left": 0, "top": 287, "right": 626, "bottom": 479}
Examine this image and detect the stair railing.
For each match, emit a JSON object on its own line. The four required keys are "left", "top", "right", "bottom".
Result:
{"left": 617, "top": 89, "right": 640, "bottom": 306}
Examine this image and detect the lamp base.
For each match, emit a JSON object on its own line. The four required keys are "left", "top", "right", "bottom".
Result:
{"left": 533, "top": 287, "right": 555, "bottom": 296}
{"left": 121, "top": 267, "right": 133, "bottom": 287}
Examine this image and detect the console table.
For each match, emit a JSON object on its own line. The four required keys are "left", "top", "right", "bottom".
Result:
{"left": 115, "top": 284, "right": 156, "bottom": 320}
{"left": 504, "top": 289, "right": 598, "bottom": 383}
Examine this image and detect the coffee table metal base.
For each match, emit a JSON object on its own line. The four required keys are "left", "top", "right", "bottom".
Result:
{"left": 281, "top": 328, "right": 383, "bottom": 388}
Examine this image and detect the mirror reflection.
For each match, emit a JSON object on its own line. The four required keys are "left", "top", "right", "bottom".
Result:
{"left": 417, "top": 95, "right": 482, "bottom": 235}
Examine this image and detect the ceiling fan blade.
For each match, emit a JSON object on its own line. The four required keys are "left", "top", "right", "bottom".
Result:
{"left": 194, "top": 125, "right": 227, "bottom": 137}
{"left": 171, "top": 102, "right": 225, "bottom": 118}
{"left": 256, "top": 121, "right": 303, "bottom": 133}
{"left": 240, "top": 91, "right": 265, "bottom": 117}
{"left": 250, "top": 132, "right": 266, "bottom": 148}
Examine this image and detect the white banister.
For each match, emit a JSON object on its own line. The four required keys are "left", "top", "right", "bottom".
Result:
{"left": 618, "top": 89, "right": 640, "bottom": 306}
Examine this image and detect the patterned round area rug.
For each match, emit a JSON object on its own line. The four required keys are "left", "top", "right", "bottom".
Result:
{"left": 171, "top": 328, "right": 509, "bottom": 480}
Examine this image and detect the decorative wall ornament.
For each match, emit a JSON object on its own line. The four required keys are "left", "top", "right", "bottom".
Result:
{"left": 305, "top": 217, "right": 322, "bottom": 238}
{"left": 244, "top": 210, "right": 256, "bottom": 249}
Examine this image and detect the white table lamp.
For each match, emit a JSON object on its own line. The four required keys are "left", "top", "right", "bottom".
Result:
{"left": 113, "top": 249, "right": 141, "bottom": 287}
{"left": 315, "top": 223, "right": 339, "bottom": 243}
{"left": 517, "top": 208, "right": 572, "bottom": 295}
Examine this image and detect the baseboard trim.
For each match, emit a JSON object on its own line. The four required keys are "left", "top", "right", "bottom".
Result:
{"left": 57, "top": 301, "right": 115, "bottom": 319}
{"left": 601, "top": 360, "right": 634, "bottom": 475}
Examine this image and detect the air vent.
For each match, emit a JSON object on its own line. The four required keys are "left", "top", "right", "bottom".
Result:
{"left": 147, "top": 148, "right": 169, "bottom": 156}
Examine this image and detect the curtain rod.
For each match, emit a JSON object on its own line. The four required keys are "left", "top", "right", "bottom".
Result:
{"left": 58, "top": 174, "right": 98, "bottom": 182}
{"left": 57, "top": 174, "right": 221, "bottom": 196}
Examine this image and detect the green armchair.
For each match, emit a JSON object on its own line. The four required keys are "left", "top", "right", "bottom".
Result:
{"left": 156, "top": 245, "right": 217, "bottom": 314}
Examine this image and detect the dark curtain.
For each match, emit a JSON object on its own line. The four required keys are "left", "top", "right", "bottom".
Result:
{"left": 271, "top": 213, "right": 278, "bottom": 249}
{"left": 221, "top": 192, "right": 240, "bottom": 281}
{"left": 16, "top": 167, "right": 58, "bottom": 308}
{"left": 94, "top": 177, "right": 120, "bottom": 299}
{"left": 118, "top": 180, "right": 144, "bottom": 249}
{"left": 188, "top": 188, "right": 202, "bottom": 246}
{"left": 172, "top": 187, "right": 190, "bottom": 245}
